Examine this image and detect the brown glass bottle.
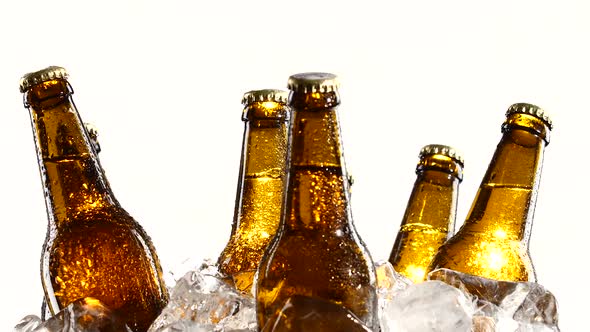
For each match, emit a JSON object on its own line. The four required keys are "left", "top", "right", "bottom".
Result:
{"left": 20, "top": 66, "right": 169, "bottom": 332}
{"left": 388, "top": 144, "right": 463, "bottom": 283}
{"left": 428, "top": 103, "right": 552, "bottom": 282}
{"left": 217, "top": 89, "right": 290, "bottom": 293}
{"left": 255, "top": 73, "right": 378, "bottom": 331}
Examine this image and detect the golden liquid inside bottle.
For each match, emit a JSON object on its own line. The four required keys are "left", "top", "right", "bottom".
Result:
{"left": 219, "top": 174, "right": 286, "bottom": 292}
{"left": 429, "top": 109, "right": 551, "bottom": 282}
{"left": 23, "top": 72, "right": 168, "bottom": 332}
{"left": 256, "top": 166, "right": 376, "bottom": 326}
{"left": 256, "top": 74, "right": 378, "bottom": 331}
{"left": 217, "top": 96, "right": 289, "bottom": 293}
{"left": 389, "top": 150, "right": 462, "bottom": 283}
{"left": 46, "top": 201, "right": 167, "bottom": 332}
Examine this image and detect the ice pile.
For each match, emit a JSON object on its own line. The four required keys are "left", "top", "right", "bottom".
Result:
{"left": 14, "top": 260, "right": 560, "bottom": 332}
{"left": 374, "top": 260, "right": 560, "bottom": 332}
{"left": 375, "top": 260, "right": 476, "bottom": 332}
{"left": 14, "top": 297, "right": 131, "bottom": 332}
{"left": 148, "top": 260, "right": 256, "bottom": 332}
{"left": 429, "top": 268, "right": 560, "bottom": 331}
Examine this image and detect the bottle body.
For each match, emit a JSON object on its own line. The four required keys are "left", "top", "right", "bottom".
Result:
{"left": 388, "top": 145, "right": 463, "bottom": 283}
{"left": 429, "top": 104, "right": 551, "bottom": 282}
{"left": 22, "top": 68, "right": 168, "bottom": 332}
{"left": 217, "top": 91, "right": 290, "bottom": 293}
{"left": 42, "top": 208, "right": 167, "bottom": 332}
{"left": 256, "top": 73, "right": 378, "bottom": 330}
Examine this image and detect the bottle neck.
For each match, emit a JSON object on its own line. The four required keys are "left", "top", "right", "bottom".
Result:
{"left": 25, "top": 80, "right": 117, "bottom": 227}
{"left": 284, "top": 91, "right": 352, "bottom": 231}
{"left": 401, "top": 169, "right": 460, "bottom": 234}
{"left": 289, "top": 91, "right": 343, "bottom": 169}
{"left": 241, "top": 104, "right": 290, "bottom": 178}
{"left": 463, "top": 125, "right": 547, "bottom": 242}
{"left": 233, "top": 110, "right": 290, "bottom": 225}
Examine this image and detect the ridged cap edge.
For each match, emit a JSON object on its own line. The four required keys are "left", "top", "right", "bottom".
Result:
{"left": 287, "top": 72, "right": 340, "bottom": 93}
{"left": 20, "top": 66, "right": 68, "bottom": 93}
{"left": 506, "top": 103, "right": 553, "bottom": 130}
{"left": 419, "top": 144, "right": 464, "bottom": 166}
{"left": 242, "top": 89, "right": 289, "bottom": 105}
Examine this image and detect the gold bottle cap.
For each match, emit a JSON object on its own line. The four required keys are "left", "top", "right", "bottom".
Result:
{"left": 20, "top": 66, "right": 69, "bottom": 93}
{"left": 506, "top": 103, "right": 552, "bottom": 130}
{"left": 419, "top": 144, "right": 464, "bottom": 166}
{"left": 241, "top": 89, "right": 289, "bottom": 105}
{"left": 287, "top": 72, "right": 340, "bottom": 93}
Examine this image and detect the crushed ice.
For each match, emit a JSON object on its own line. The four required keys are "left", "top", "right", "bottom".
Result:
{"left": 15, "top": 260, "right": 560, "bottom": 332}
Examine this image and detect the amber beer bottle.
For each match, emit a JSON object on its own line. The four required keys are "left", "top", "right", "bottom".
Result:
{"left": 428, "top": 103, "right": 552, "bottom": 282}
{"left": 217, "top": 89, "right": 290, "bottom": 293}
{"left": 388, "top": 144, "right": 463, "bottom": 283}
{"left": 20, "top": 66, "right": 169, "bottom": 332}
{"left": 256, "top": 73, "right": 378, "bottom": 330}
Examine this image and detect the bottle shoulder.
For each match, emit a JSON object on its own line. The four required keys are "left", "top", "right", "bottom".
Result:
{"left": 44, "top": 208, "right": 156, "bottom": 261}
{"left": 51, "top": 206, "right": 142, "bottom": 233}
{"left": 263, "top": 229, "right": 374, "bottom": 269}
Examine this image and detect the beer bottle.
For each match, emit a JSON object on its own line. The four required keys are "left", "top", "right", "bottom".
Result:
{"left": 428, "top": 103, "right": 552, "bottom": 282}
{"left": 217, "top": 89, "right": 290, "bottom": 293}
{"left": 388, "top": 144, "right": 463, "bottom": 283}
{"left": 255, "top": 73, "right": 379, "bottom": 330}
{"left": 20, "top": 66, "right": 169, "bottom": 332}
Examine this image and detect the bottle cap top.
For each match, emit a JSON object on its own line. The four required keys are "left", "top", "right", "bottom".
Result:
{"left": 419, "top": 144, "right": 464, "bottom": 166}
{"left": 287, "top": 72, "right": 340, "bottom": 93}
{"left": 506, "top": 103, "right": 552, "bottom": 130}
{"left": 20, "top": 66, "right": 69, "bottom": 93}
{"left": 242, "top": 89, "right": 289, "bottom": 105}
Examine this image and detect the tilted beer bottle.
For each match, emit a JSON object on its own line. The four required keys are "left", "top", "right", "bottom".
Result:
{"left": 388, "top": 144, "right": 463, "bottom": 283}
{"left": 256, "top": 73, "right": 379, "bottom": 330}
{"left": 20, "top": 66, "right": 169, "bottom": 332}
{"left": 428, "top": 103, "right": 552, "bottom": 282}
{"left": 217, "top": 89, "right": 290, "bottom": 293}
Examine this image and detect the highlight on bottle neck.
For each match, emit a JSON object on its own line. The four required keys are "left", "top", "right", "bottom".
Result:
{"left": 503, "top": 103, "right": 553, "bottom": 144}
{"left": 241, "top": 89, "right": 290, "bottom": 121}
{"left": 417, "top": 144, "right": 464, "bottom": 181}
{"left": 287, "top": 72, "right": 341, "bottom": 110}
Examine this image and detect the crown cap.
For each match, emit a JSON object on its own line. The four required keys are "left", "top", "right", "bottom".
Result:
{"left": 506, "top": 103, "right": 552, "bottom": 130}
{"left": 419, "top": 144, "right": 464, "bottom": 166}
{"left": 20, "top": 66, "right": 68, "bottom": 93}
{"left": 287, "top": 72, "right": 340, "bottom": 93}
{"left": 242, "top": 89, "right": 289, "bottom": 105}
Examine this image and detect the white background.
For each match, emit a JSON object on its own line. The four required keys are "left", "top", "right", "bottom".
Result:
{"left": 0, "top": 1, "right": 587, "bottom": 330}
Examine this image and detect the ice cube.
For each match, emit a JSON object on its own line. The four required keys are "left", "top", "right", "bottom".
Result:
{"left": 428, "top": 268, "right": 560, "bottom": 331}
{"left": 380, "top": 280, "right": 476, "bottom": 332}
{"left": 375, "top": 260, "right": 414, "bottom": 331}
{"left": 148, "top": 260, "right": 256, "bottom": 332}
{"left": 14, "top": 315, "right": 43, "bottom": 332}
{"left": 472, "top": 316, "right": 496, "bottom": 332}
{"left": 375, "top": 260, "right": 413, "bottom": 301}
{"left": 260, "top": 295, "right": 372, "bottom": 332}
{"left": 14, "top": 297, "right": 131, "bottom": 332}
